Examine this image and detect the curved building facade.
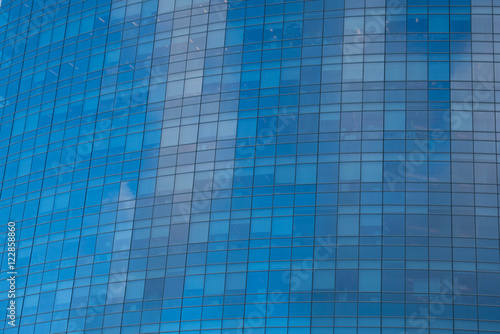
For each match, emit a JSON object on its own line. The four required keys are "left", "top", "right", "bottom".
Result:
{"left": 1, "top": 0, "right": 500, "bottom": 333}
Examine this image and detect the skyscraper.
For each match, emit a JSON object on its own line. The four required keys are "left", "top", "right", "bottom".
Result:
{"left": 1, "top": 0, "right": 500, "bottom": 333}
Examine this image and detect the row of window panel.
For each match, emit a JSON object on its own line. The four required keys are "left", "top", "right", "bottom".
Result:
{"left": 7, "top": 244, "right": 500, "bottom": 267}
{"left": 6, "top": 141, "right": 500, "bottom": 169}
{"left": 7, "top": 68, "right": 500, "bottom": 110}
{"left": 10, "top": 245, "right": 500, "bottom": 267}
{"left": 9, "top": 113, "right": 498, "bottom": 143}
{"left": 7, "top": 40, "right": 496, "bottom": 88}
{"left": 0, "top": 15, "right": 488, "bottom": 54}
{"left": 5, "top": 32, "right": 494, "bottom": 77}
{"left": 7, "top": 56, "right": 500, "bottom": 101}
{"left": 3, "top": 200, "right": 499, "bottom": 218}
{"left": 9, "top": 49, "right": 500, "bottom": 96}
{"left": 8, "top": 165, "right": 498, "bottom": 195}
{"left": 7, "top": 268, "right": 500, "bottom": 295}
{"left": 4, "top": 183, "right": 500, "bottom": 218}
{"left": 13, "top": 259, "right": 500, "bottom": 280}
{"left": 5, "top": 140, "right": 500, "bottom": 173}
{"left": 6, "top": 216, "right": 500, "bottom": 253}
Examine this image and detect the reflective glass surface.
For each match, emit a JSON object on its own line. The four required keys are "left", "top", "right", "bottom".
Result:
{"left": 1, "top": 0, "right": 500, "bottom": 333}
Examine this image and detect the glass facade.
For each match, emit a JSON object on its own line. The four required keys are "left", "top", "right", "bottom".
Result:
{"left": 1, "top": 0, "right": 500, "bottom": 333}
